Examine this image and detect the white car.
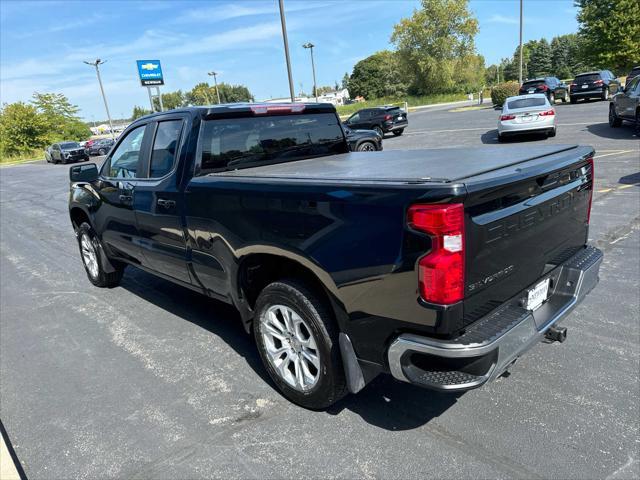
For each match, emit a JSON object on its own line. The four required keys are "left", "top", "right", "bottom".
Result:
{"left": 497, "top": 94, "right": 556, "bottom": 141}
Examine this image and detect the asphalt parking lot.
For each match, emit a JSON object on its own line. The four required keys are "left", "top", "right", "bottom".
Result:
{"left": 1, "top": 99, "right": 638, "bottom": 479}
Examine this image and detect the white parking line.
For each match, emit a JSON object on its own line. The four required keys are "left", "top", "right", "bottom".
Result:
{"left": 594, "top": 150, "right": 635, "bottom": 159}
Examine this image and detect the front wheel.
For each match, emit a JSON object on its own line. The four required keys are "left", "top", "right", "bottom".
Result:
{"left": 609, "top": 104, "right": 622, "bottom": 127}
{"left": 357, "top": 141, "right": 376, "bottom": 152}
{"left": 602, "top": 88, "right": 609, "bottom": 101}
{"left": 253, "top": 279, "right": 348, "bottom": 409}
{"left": 392, "top": 128, "right": 404, "bottom": 136}
{"left": 77, "top": 222, "right": 124, "bottom": 288}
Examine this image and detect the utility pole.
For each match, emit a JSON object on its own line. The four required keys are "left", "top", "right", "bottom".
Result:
{"left": 278, "top": 0, "right": 295, "bottom": 102}
{"left": 303, "top": 42, "right": 318, "bottom": 102}
{"left": 207, "top": 71, "right": 222, "bottom": 104}
{"left": 518, "top": 0, "right": 524, "bottom": 85}
{"left": 83, "top": 59, "right": 115, "bottom": 139}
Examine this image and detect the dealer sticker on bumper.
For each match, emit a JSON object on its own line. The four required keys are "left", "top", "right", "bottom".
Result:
{"left": 526, "top": 278, "right": 550, "bottom": 311}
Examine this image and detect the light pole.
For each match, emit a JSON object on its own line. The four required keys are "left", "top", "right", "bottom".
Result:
{"left": 278, "top": 0, "right": 295, "bottom": 102}
{"left": 83, "top": 59, "right": 115, "bottom": 139}
{"left": 207, "top": 71, "right": 222, "bottom": 104}
{"left": 303, "top": 42, "right": 318, "bottom": 102}
{"left": 518, "top": 0, "right": 523, "bottom": 85}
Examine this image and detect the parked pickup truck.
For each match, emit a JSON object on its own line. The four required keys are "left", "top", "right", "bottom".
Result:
{"left": 69, "top": 103, "right": 602, "bottom": 409}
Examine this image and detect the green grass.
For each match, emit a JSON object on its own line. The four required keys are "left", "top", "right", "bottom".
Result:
{"left": 335, "top": 92, "right": 487, "bottom": 117}
{"left": 0, "top": 150, "right": 43, "bottom": 165}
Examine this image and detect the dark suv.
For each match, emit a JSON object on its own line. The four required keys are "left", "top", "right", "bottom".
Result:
{"left": 626, "top": 66, "right": 640, "bottom": 83}
{"left": 570, "top": 70, "right": 621, "bottom": 103}
{"left": 85, "top": 138, "right": 115, "bottom": 156}
{"left": 519, "top": 77, "right": 569, "bottom": 103}
{"left": 343, "top": 106, "right": 408, "bottom": 137}
{"left": 609, "top": 75, "right": 640, "bottom": 134}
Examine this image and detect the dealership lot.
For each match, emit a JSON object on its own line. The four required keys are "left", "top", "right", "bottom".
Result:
{"left": 0, "top": 99, "right": 638, "bottom": 479}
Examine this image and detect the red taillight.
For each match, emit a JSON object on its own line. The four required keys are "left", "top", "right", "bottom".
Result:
{"left": 539, "top": 109, "right": 555, "bottom": 116}
{"left": 408, "top": 203, "right": 465, "bottom": 304}
{"left": 500, "top": 114, "right": 515, "bottom": 120}
{"left": 539, "top": 84, "right": 548, "bottom": 91}
{"left": 594, "top": 79, "right": 603, "bottom": 85}
{"left": 250, "top": 104, "right": 305, "bottom": 115}
{"left": 587, "top": 157, "right": 594, "bottom": 224}
{"left": 384, "top": 114, "right": 392, "bottom": 121}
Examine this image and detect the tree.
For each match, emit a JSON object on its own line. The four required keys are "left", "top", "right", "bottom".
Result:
{"left": 348, "top": 51, "right": 408, "bottom": 99}
{"left": 217, "top": 83, "right": 254, "bottom": 103}
{"left": 131, "top": 105, "right": 151, "bottom": 120}
{"left": 186, "top": 82, "right": 253, "bottom": 105}
{"left": 341, "top": 73, "right": 350, "bottom": 90}
{"left": 528, "top": 38, "right": 552, "bottom": 78}
{"left": 391, "top": 0, "right": 480, "bottom": 94}
{"left": 576, "top": 0, "right": 640, "bottom": 73}
{"left": 31, "top": 92, "right": 90, "bottom": 142}
{"left": 0, "top": 102, "right": 50, "bottom": 156}
{"left": 153, "top": 90, "right": 186, "bottom": 111}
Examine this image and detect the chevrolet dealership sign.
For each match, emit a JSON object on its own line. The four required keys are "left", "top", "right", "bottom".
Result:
{"left": 136, "top": 60, "right": 164, "bottom": 86}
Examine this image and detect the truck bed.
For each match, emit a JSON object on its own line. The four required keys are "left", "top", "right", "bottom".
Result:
{"left": 210, "top": 145, "right": 590, "bottom": 184}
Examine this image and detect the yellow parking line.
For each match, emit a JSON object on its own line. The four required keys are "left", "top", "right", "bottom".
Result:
{"left": 598, "top": 188, "right": 613, "bottom": 193}
{"left": 597, "top": 184, "right": 638, "bottom": 193}
{"left": 619, "top": 184, "right": 636, "bottom": 189}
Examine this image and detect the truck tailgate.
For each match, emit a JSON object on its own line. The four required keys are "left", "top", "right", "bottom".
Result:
{"left": 460, "top": 146, "right": 594, "bottom": 329}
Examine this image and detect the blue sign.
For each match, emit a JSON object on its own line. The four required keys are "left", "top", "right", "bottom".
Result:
{"left": 136, "top": 60, "right": 164, "bottom": 86}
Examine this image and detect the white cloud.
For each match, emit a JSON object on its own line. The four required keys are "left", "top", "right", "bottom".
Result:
{"left": 486, "top": 14, "right": 519, "bottom": 25}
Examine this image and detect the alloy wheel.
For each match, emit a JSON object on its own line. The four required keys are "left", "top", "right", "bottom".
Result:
{"left": 260, "top": 304, "right": 321, "bottom": 392}
{"left": 80, "top": 233, "right": 99, "bottom": 279}
{"left": 358, "top": 142, "right": 376, "bottom": 152}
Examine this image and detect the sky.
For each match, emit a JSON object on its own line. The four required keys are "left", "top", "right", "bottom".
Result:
{"left": 0, "top": 0, "right": 580, "bottom": 121}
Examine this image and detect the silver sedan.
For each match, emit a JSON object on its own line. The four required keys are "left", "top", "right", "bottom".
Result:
{"left": 497, "top": 94, "right": 556, "bottom": 141}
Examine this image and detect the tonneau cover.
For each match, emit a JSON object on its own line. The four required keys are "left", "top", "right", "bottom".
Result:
{"left": 210, "top": 145, "right": 585, "bottom": 183}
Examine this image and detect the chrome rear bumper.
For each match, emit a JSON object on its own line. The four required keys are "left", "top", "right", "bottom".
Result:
{"left": 387, "top": 246, "right": 603, "bottom": 391}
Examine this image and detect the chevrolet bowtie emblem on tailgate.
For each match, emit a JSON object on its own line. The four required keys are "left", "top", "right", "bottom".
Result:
{"left": 140, "top": 63, "right": 159, "bottom": 70}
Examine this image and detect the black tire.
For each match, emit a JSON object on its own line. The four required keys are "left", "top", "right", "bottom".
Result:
{"left": 497, "top": 132, "right": 506, "bottom": 142}
{"left": 635, "top": 110, "right": 640, "bottom": 136}
{"left": 562, "top": 91, "right": 569, "bottom": 103}
{"left": 98, "top": 148, "right": 106, "bottom": 156}
{"left": 373, "top": 126, "right": 384, "bottom": 137}
{"left": 392, "top": 128, "right": 404, "bottom": 136}
{"left": 253, "top": 279, "right": 347, "bottom": 409}
{"left": 549, "top": 92, "right": 555, "bottom": 104}
{"left": 570, "top": 96, "right": 577, "bottom": 104}
{"left": 548, "top": 128, "right": 556, "bottom": 137}
{"left": 356, "top": 141, "right": 376, "bottom": 152}
{"left": 77, "top": 222, "right": 124, "bottom": 288}
{"left": 601, "top": 88, "right": 609, "bottom": 101}
{"left": 609, "top": 104, "right": 622, "bottom": 127}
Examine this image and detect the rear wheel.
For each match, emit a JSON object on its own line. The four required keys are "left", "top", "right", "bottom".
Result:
{"left": 570, "top": 96, "right": 577, "bottom": 104}
{"left": 392, "top": 128, "right": 404, "bottom": 136}
{"left": 373, "top": 126, "right": 384, "bottom": 137}
{"left": 98, "top": 148, "right": 106, "bottom": 156}
{"left": 549, "top": 92, "right": 555, "bottom": 103}
{"left": 548, "top": 128, "right": 557, "bottom": 138}
{"left": 635, "top": 110, "right": 640, "bottom": 136}
{"left": 253, "top": 279, "right": 347, "bottom": 409}
{"left": 357, "top": 141, "right": 376, "bottom": 152}
{"left": 609, "top": 104, "right": 622, "bottom": 127}
{"left": 497, "top": 132, "right": 506, "bottom": 142}
{"left": 601, "top": 88, "right": 609, "bottom": 101}
{"left": 77, "top": 222, "right": 124, "bottom": 288}
{"left": 562, "top": 91, "right": 569, "bottom": 103}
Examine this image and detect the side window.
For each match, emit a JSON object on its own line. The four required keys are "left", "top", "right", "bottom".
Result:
{"left": 150, "top": 120, "right": 183, "bottom": 177}
{"left": 631, "top": 77, "right": 640, "bottom": 94}
{"left": 107, "top": 125, "right": 146, "bottom": 179}
{"left": 349, "top": 112, "right": 360, "bottom": 123}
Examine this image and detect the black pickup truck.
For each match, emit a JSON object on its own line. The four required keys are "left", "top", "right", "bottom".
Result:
{"left": 69, "top": 103, "right": 602, "bottom": 409}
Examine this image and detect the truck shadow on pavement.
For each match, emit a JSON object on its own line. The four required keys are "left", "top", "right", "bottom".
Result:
{"left": 619, "top": 172, "right": 640, "bottom": 185}
{"left": 120, "top": 268, "right": 460, "bottom": 430}
{"left": 480, "top": 129, "right": 549, "bottom": 145}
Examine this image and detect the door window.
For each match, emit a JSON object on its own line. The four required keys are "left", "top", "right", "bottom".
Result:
{"left": 106, "top": 125, "right": 146, "bottom": 179}
{"left": 150, "top": 120, "right": 183, "bottom": 177}
{"left": 348, "top": 112, "right": 360, "bottom": 123}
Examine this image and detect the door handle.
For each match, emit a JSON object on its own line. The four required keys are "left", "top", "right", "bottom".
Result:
{"left": 157, "top": 198, "right": 176, "bottom": 209}
{"left": 119, "top": 194, "right": 133, "bottom": 203}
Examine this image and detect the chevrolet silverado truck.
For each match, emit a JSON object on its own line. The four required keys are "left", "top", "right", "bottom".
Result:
{"left": 68, "top": 103, "right": 602, "bottom": 409}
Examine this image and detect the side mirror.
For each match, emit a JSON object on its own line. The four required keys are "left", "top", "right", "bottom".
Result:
{"left": 70, "top": 163, "right": 98, "bottom": 182}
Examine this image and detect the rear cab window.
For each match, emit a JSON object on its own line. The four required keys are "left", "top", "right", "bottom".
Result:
{"left": 198, "top": 112, "right": 347, "bottom": 174}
